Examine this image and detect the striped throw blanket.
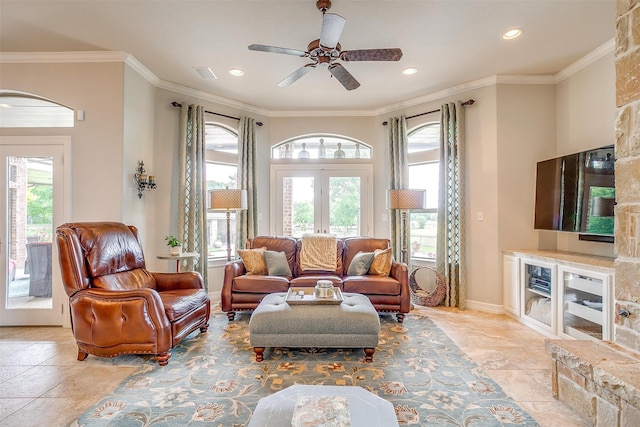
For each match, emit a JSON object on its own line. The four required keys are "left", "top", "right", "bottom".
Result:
{"left": 300, "top": 233, "right": 337, "bottom": 271}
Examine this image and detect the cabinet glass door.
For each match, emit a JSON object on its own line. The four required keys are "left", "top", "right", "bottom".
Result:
{"left": 521, "top": 259, "right": 555, "bottom": 332}
{"left": 559, "top": 267, "right": 610, "bottom": 341}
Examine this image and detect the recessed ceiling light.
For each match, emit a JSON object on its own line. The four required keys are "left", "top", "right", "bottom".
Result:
{"left": 402, "top": 67, "right": 418, "bottom": 75}
{"left": 194, "top": 67, "right": 217, "bottom": 79}
{"left": 228, "top": 68, "right": 245, "bottom": 77}
{"left": 502, "top": 28, "right": 523, "bottom": 40}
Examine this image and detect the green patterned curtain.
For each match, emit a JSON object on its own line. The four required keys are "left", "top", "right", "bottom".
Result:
{"left": 387, "top": 115, "right": 409, "bottom": 262}
{"left": 237, "top": 117, "right": 258, "bottom": 251}
{"left": 178, "top": 104, "right": 208, "bottom": 288}
{"left": 436, "top": 101, "right": 466, "bottom": 308}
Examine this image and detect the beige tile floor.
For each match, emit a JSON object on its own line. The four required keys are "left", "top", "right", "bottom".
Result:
{"left": 0, "top": 298, "right": 587, "bottom": 426}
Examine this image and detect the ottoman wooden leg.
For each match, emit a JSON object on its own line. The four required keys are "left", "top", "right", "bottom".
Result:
{"left": 364, "top": 348, "right": 375, "bottom": 363}
{"left": 254, "top": 347, "right": 265, "bottom": 362}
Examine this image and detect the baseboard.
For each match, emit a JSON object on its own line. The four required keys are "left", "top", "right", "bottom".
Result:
{"left": 465, "top": 299, "right": 505, "bottom": 314}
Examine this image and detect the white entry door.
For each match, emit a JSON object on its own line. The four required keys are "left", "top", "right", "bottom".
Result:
{"left": 0, "top": 137, "right": 67, "bottom": 325}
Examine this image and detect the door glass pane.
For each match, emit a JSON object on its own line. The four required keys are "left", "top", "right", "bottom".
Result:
{"left": 6, "top": 156, "right": 53, "bottom": 310}
{"left": 329, "top": 176, "right": 360, "bottom": 237}
{"left": 284, "top": 176, "right": 315, "bottom": 237}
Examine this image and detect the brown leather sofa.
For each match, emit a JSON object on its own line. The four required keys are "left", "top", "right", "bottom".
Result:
{"left": 56, "top": 222, "right": 211, "bottom": 366}
{"left": 222, "top": 236, "right": 410, "bottom": 322}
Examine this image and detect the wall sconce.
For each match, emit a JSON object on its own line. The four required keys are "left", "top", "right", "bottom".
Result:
{"left": 134, "top": 160, "right": 156, "bottom": 198}
{"left": 388, "top": 189, "right": 426, "bottom": 264}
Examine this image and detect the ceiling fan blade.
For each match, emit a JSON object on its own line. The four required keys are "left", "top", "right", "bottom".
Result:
{"left": 328, "top": 63, "right": 360, "bottom": 91}
{"left": 277, "top": 64, "right": 316, "bottom": 87}
{"left": 340, "top": 48, "right": 403, "bottom": 62}
{"left": 248, "top": 44, "right": 307, "bottom": 57}
{"left": 319, "top": 13, "right": 346, "bottom": 49}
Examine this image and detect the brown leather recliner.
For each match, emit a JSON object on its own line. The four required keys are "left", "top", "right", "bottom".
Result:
{"left": 56, "top": 222, "right": 210, "bottom": 366}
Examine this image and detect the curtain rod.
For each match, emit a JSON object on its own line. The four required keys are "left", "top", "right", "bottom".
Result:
{"left": 381, "top": 99, "right": 475, "bottom": 126}
{"left": 170, "top": 102, "right": 263, "bottom": 127}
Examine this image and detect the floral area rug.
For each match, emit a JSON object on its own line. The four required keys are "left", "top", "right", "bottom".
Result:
{"left": 72, "top": 310, "right": 539, "bottom": 426}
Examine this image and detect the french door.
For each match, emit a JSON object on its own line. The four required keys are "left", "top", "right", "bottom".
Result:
{"left": 0, "top": 137, "right": 67, "bottom": 325}
{"left": 271, "top": 164, "right": 373, "bottom": 237}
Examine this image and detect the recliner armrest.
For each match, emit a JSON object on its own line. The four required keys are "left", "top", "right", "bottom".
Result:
{"left": 69, "top": 288, "right": 172, "bottom": 348}
{"left": 153, "top": 271, "right": 204, "bottom": 292}
{"left": 221, "top": 260, "right": 246, "bottom": 312}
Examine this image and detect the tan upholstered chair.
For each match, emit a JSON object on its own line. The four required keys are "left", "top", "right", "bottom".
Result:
{"left": 56, "top": 222, "right": 210, "bottom": 365}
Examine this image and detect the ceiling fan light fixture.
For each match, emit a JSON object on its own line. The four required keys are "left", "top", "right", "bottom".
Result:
{"left": 194, "top": 67, "right": 217, "bottom": 79}
{"left": 228, "top": 68, "right": 245, "bottom": 77}
{"left": 402, "top": 67, "right": 418, "bottom": 75}
{"left": 502, "top": 28, "right": 523, "bottom": 40}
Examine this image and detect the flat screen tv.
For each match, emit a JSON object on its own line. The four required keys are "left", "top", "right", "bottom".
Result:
{"left": 534, "top": 145, "right": 615, "bottom": 243}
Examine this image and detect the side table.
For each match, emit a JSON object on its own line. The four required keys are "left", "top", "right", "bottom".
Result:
{"left": 157, "top": 252, "right": 200, "bottom": 272}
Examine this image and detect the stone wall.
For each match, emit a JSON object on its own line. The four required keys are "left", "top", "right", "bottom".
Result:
{"left": 615, "top": 0, "right": 640, "bottom": 351}
{"left": 546, "top": 340, "right": 640, "bottom": 426}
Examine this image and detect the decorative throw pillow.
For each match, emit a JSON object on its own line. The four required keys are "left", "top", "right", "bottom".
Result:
{"left": 347, "top": 251, "right": 375, "bottom": 276}
{"left": 237, "top": 247, "right": 268, "bottom": 275}
{"left": 368, "top": 247, "right": 393, "bottom": 276}
{"left": 263, "top": 250, "right": 292, "bottom": 276}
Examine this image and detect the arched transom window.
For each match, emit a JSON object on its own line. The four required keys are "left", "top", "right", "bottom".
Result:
{"left": 272, "top": 135, "right": 371, "bottom": 160}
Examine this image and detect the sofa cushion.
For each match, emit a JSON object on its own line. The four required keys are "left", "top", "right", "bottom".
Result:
{"left": 290, "top": 275, "right": 343, "bottom": 288}
{"left": 343, "top": 276, "right": 401, "bottom": 296}
{"left": 263, "top": 250, "right": 292, "bottom": 276}
{"left": 346, "top": 251, "right": 375, "bottom": 275}
{"left": 233, "top": 275, "right": 290, "bottom": 293}
{"left": 368, "top": 247, "right": 393, "bottom": 276}
{"left": 237, "top": 247, "right": 268, "bottom": 275}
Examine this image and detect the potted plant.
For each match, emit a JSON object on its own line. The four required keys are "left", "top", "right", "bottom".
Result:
{"left": 165, "top": 235, "right": 182, "bottom": 256}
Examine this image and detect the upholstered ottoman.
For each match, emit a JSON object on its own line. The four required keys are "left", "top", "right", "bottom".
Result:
{"left": 249, "top": 292, "right": 380, "bottom": 362}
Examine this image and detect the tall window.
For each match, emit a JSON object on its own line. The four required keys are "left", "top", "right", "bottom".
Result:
{"left": 205, "top": 123, "right": 239, "bottom": 260}
{"left": 271, "top": 135, "right": 373, "bottom": 237}
{"left": 408, "top": 123, "right": 440, "bottom": 259}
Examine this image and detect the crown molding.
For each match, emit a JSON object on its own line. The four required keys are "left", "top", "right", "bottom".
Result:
{"left": 157, "top": 80, "right": 269, "bottom": 117}
{"left": 555, "top": 38, "right": 615, "bottom": 83}
{"left": 0, "top": 51, "right": 129, "bottom": 63}
{"left": 123, "top": 54, "right": 161, "bottom": 86}
{"left": 374, "top": 76, "right": 500, "bottom": 117}
{"left": 2, "top": 42, "right": 616, "bottom": 117}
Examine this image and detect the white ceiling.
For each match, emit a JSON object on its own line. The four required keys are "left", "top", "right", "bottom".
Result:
{"left": 0, "top": 0, "right": 616, "bottom": 114}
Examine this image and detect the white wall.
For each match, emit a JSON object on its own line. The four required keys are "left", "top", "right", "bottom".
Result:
{"left": 0, "top": 61, "right": 126, "bottom": 223}
{"left": 123, "top": 64, "right": 156, "bottom": 251}
{"left": 555, "top": 52, "right": 616, "bottom": 257}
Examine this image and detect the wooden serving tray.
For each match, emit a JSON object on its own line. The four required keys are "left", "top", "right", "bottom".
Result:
{"left": 285, "top": 287, "right": 344, "bottom": 305}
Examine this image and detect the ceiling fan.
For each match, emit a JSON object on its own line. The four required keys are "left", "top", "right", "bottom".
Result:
{"left": 248, "top": 0, "right": 403, "bottom": 91}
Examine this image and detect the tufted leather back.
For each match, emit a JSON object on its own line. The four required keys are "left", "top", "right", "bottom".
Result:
{"left": 56, "top": 222, "right": 155, "bottom": 295}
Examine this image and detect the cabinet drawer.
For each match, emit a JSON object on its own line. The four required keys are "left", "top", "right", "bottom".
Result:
{"left": 565, "top": 274, "right": 603, "bottom": 296}
{"left": 566, "top": 301, "right": 603, "bottom": 325}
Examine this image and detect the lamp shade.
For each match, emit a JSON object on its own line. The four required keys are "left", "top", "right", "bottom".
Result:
{"left": 591, "top": 197, "right": 615, "bottom": 217}
{"left": 387, "top": 189, "right": 426, "bottom": 210}
{"left": 210, "top": 189, "right": 247, "bottom": 210}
